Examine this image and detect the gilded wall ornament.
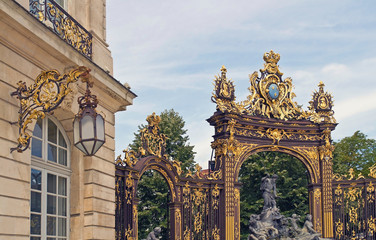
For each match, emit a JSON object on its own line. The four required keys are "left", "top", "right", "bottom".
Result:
{"left": 11, "top": 66, "right": 90, "bottom": 152}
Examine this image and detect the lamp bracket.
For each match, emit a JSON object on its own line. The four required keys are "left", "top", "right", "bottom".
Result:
{"left": 10, "top": 66, "right": 91, "bottom": 153}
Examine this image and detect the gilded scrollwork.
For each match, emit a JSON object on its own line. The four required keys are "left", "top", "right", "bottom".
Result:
{"left": 335, "top": 219, "right": 344, "bottom": 239}
{"left": 319, "top": 128, "right": 335, "bottom": 162}
{"left": 309, "top": 81, "right": 336, "bottom": 124}
{"left": 212, "top": 66, "right": 242, "bottom": 113}
{"left": 175, "top": 208, "right": 181, "bottom": 239}
{"left": 183, "top": 227, "right": 191, "bottom": 240}
{"left": 211, "top": 51, "right": 327, "bottom": 122}
{"left": 333, "top": 168, "right": 365, "bottom": 181}
{"left": 314, "top": 188, "right": 321, "bottom": 206}
{"left": 367, "top": 182, "right": 375, "bottom": 203}
{"left": 369, "top": 163, "right": 376, "bottom": 179}
{"left": 140, "top": 113, "right": 168, "bottom": 158}
{"left": 116, "top": 113, "right": 186, "bottom": 170}
{"left": 45, "top": 0, "right": 93, "bottom": 58}
{"left": 29, "top": 0, "right": 93, "bottom": 58}
{"left": 11, "top": 66, "right": 90, "bottom": 153}
{"left": 211, "top": 120, "right": 246, "bottom": 161}
{"left": 265, "top": 128, "right": 290, "bottom": 144}
{"left": 212, "top": 184, "right": 220, "bottom": 209}
{"left": 212, "top": 226, "right": 220, "bottom": 240}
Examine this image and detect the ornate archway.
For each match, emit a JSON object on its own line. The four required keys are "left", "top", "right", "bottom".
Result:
{"left": 115, "top": 50, "right": 337, "bottom": 239}
{"left": 208, "top": 50, "right": 337, "bottom": 239}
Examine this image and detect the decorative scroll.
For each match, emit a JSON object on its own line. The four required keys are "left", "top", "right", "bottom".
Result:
{"left": 10, "top": 66, "right": 90, "bottom": 152}
{"left": 29, "top": 0, "right": 93, "bottom": 58}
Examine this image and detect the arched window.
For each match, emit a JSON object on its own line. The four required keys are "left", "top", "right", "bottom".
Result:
{"left": 30, "top": 116, "right": 70, "bottom": 240}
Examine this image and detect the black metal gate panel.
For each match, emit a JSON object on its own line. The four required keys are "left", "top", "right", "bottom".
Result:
{"left": 333, "top": 178, "right": 376, "bottom": 239}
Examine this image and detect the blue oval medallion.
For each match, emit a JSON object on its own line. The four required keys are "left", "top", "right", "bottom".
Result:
{"left": 268, "top": 83, "right": 279, "bottom": 99}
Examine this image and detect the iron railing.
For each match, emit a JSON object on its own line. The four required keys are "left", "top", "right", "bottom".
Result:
{"left": 29, "top": 0, "right": 93, "bottom": 59}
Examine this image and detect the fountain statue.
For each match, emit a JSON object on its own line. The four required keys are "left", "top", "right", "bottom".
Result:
{"left": 247, "top": 174, "right": 322, "bottom": 240}
{"left": 142, "top": 227, "right": 161, "bottom": 240}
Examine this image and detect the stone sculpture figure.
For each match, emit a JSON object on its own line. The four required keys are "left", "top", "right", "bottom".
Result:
{"left": 288, "top": 214, "right": 302, "bottom": 235}
{"left": 247, "top": 175, "right": 323, "bottom": 240}
{"left": 143, "top": 227, "right": 161, "bottom": 240}
{"left": 260, "top": 174, "right": 278, "bottom": 210}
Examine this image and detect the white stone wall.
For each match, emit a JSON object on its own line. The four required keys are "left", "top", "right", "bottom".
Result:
{"left": 0, "top": 0, "right": 136, "bottom": 239}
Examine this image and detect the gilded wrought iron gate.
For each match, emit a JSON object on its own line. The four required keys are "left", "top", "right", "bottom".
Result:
{"left": 333, "top": 171, "right": 376, "bottom": 239}
{"left": 115, "top": 113, "right": 222, "bottom": 240}
{"left": 115, "top": 51, "right": 343, "bottom": 239}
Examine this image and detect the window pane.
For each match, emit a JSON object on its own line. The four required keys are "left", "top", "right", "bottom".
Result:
{"left": 31, "top": 237, "right": 41, "bottom": 240}
{"left": 33, "top": 118, "right": 43, "bottom": 138}
{"left": 58, "top": 197, "right": 67, "bottom": 216}
{"left": 47, "top": 195, "right": 56, "bottom": 214}
{"left": 30, "top": 214, "right": 41, "bottom": 234}
{"left": 58, "top": 177, "right": 67, "bottom": 196}
{"left": 31, "top": 191, "right": 41, "bottom": 213}
{"left": 54, "top": 0, "right": 64, "bottom": 8}
{"left": 31, "top": 169, "right": 42, "bottom": 190}
{"left": 48, "top": 144, "right": 57, "bottom": 162}
{"left": 58, "top": 218, "right": 66, "bottom": 236}
{"left": 58, "top": 149, "right": 67, "bottom": 166}
{"left": 48, "top": 119, "right": 57, "bottom": 144}
{"left": 47, "top": 174, "right": 56, "bottom": 193}
{"left": 59, "top": 132, "right": 67, "bottom": 148}
{"left": 47, "top": 216, "right": 56, "bottom": 235}
{"left": 31, "top": 138, "right": 42, "bottom": 158}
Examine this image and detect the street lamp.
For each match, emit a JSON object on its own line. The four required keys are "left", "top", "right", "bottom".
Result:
{"left": 73, "top": 78, "right": 105, "bottom": 156}
{"left": 11, "top": 66, "right": 105, "bottom": 155}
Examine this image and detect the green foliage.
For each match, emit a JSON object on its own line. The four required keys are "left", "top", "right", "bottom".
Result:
{"left": 129, "top": 109, "right": 196, "bottom": 172}
{"left": 137, "top": 170, "right": 170, "bottom": 240}
{"left": 132, "top": 109, "right": 196, "bottom": 238}
{"left": 239, "top": 152, "right": 309, "bottom": 239}
{"left": 333, "top": 131, "right": 376, "bottom": 177}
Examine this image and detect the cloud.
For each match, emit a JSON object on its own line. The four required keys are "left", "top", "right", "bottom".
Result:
{"left": 108, "top": 0, "right": 376, "bottom": 164}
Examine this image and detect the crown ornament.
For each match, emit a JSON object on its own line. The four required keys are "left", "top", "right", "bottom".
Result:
{"left": 263, "top": 50, "right": 280, "bottom": 64}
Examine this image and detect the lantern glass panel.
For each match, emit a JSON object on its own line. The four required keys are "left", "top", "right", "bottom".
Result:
{"left": 81, "top": 115, "right": 94, "bottom": 140}
{"left": 73, "top": 118, "right": 80, "bottom": 145}
{"left": 92, "top": 141, "right": 104, "bottom": 155}
{"left": 96, "top": 115, "right": 105, "bottom": 141}
{"left": 82, "top": 141, "right": 95, "bottom": 155}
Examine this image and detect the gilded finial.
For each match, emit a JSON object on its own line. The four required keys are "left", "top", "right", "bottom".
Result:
{"left": 220, "top": 65, "right": 227, "bottom": 79}
{"left": 146, "top": 112, "right": 161, "bottom": 127}
{"left": 318, "top": 81, "right": 325, "bottom": 91}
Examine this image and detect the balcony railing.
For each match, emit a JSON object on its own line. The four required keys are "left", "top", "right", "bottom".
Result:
{"left": 29, "top": 0, "right": 93, "bottom": 59}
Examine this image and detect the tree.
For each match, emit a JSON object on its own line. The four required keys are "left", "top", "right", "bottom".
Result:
{"left": 129, "top": 109, "right": 196, "bottom": 172}
{"left": 137, "top": 170, "right": 170, "bottom": 239}
{"left": 132, "top": 109, "right": 196, "bottom": 239}
{"left": 333, "top": 131, "right": 376, "bottom": 177}
{"left": 239, "top": 151, "right": 309, "bottom": 239}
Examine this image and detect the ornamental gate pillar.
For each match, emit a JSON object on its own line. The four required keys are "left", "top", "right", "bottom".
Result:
{"left": 169, "top": 202, "right": 183, "bottom": 240}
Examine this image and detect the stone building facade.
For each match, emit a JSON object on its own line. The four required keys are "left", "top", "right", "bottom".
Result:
{"left": 0, "top": 0, "right": 136, "bottom": 239}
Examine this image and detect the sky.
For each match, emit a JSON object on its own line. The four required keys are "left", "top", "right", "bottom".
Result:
{"left": 107, "top": 0, "right": 376, "bottom": 168}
